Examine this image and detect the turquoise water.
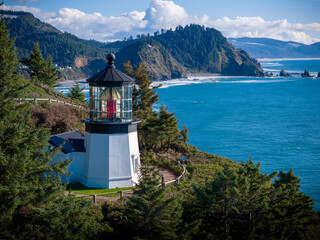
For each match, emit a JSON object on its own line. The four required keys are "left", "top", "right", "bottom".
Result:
{"left": 56, "top": 59, "right": 320, "bottom": 209}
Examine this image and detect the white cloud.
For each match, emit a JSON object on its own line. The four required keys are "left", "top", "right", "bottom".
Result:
{"left": 46, "top": 8, "right": 147, "bottom": 40}
{"left": 1, "top": 1, "right": 320, "bottom": 44}
{"left": 211, "top": 17, "right": 320, "bottom": 44}
{"left": 144, "top": 0, "right": 214, "bottom": 30}
{"left": 144, "top": 0, "right": 189, "bottom": 29}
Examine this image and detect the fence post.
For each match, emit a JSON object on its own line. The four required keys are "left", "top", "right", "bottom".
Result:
{"left": 161, "top": 174, "right": 165, "bottom": 187}
{"left": 120, "top": 191, "right": 123, "bottom": 202}
{"left": 93, "top": 194, "right": 97, "bottom": 204}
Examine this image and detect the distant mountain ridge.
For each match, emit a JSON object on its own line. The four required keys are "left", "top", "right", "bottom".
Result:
{"left": 229, "top": 37, "right": 320, "bottom": 58}
{"left": 2, "top": 10, "right": 264, "bottom": 80}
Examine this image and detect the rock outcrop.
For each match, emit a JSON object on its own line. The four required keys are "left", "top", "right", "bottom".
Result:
{"left": 301, "top": 70, "right": 312, "bottom": 78}
{"left": 280, "top": 69, "right": 292, "bottom": 77}
{"left": 264, "top": 72, "right": 273, "bottom": 77}
{"left": 317, "top": 72, "right": 320, "bottom": 78}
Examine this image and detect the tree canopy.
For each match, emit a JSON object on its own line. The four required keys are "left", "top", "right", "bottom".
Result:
{"left": 67, "top": 82, "right": 86, "bottom": 103}
{"left": 21, "top": 42, "right": 60, "bottom": 87}
{"left": 124, "top": 61, "right": 187, "bottom": 152}
{"left": 0, "top": 12, "right": 108, "bottom": 239}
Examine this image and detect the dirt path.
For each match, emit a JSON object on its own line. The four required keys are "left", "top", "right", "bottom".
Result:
{"left": 159, "top": 168, "right": 179, "bottom": 183}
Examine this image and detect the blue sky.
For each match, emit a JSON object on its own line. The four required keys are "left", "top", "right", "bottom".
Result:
{"left": 2, "top": 0, "right": 320, "bottom": 44}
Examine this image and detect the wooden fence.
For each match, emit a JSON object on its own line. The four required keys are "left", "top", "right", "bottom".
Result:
{"left": 74, "top": 190, "right": 133, "bottom": 204}
{"left": 15, "top": 98, "right": 86, "bottom": 109}
{"left": 159, "top": 162, "right": 187, "bottom": 187}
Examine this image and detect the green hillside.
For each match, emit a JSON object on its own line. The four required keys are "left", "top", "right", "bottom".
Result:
{"left": 1, "top": 10, "right": 108, "bottom": 79}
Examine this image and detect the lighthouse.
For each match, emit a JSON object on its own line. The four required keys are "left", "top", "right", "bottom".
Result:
{"left": 81, "top": 53, "right": 140, "bottom": 188}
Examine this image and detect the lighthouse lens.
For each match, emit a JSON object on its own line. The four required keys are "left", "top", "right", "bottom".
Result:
{"left": 89, "top": 86, "right": 132, "bottom": 122}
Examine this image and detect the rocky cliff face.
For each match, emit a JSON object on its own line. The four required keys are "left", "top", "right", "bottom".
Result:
{"left": 115, "top": 40, "right": 187, "bottom": 79}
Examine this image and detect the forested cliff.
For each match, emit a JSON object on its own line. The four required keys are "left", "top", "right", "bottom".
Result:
{"left": 116, "top": 25, "right": 264, "bottom": 79}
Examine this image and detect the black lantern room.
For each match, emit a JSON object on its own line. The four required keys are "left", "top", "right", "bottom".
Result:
{"left": 87, "top": 53, "right": 134, "bottom": 123}
{"left": 83, "top": 53, "right": 138, "bottom": 134}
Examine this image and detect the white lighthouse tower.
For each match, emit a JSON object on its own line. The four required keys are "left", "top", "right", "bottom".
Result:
{"left": 81, "top": 53, "right": 140, "bottom": 188}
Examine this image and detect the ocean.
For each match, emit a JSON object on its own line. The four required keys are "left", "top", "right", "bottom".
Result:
{"left": 56, "top": 58, "right": 320, "bottom": 209}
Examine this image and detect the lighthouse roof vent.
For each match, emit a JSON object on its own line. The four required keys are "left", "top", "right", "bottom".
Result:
{"left": 87, "top": 53, "right": 134, "bottom": 87}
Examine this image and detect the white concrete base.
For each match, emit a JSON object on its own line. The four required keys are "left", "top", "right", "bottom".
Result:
{"left": 83, "top": 131, "right": 140, "bottom": 189}
{"left": 50, "top": 131, "right": 140, "bottom": 189}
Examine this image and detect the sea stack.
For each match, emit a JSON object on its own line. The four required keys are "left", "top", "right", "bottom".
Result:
{"left": 264, "top": 72, "right": 273, "bottom": 77}
{"left": 318, "top": 72, "right": 320, "bottom": 78}
{"left": 280, "top": 69, "right": 292, "bottom": 77}
{"left": 301, "top": 69, "right": 312, "bottom": 78}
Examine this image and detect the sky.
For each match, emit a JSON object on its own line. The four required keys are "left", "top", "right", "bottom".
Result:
{"left": 1, "top": 0, "right": 320, "bottom": 44}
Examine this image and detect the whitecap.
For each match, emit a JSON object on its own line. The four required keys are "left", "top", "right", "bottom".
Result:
{"left": 258, "top": 58, "right": 320, "bottom": 61}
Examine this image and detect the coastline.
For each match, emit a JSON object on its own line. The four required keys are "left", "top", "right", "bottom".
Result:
{"left": 258, "top": 57, "right": 320, "bottom": 61}
{"left": 58, "top": 79, "right": 87, "bottom": 86}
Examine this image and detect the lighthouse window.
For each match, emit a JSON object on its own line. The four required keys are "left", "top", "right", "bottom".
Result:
{"left": 134, "top": 156, "right": 139, "bottom": 173}
{"left": 128, "top": 87, "right": 132, "bottom": 98}
{"left": 132, "top": 155, "right": 140, "bottom": 173}
{"left": 123, "top": 100, "right": 128, "bottom": 111}
{"left": 89, "top": 86, "right": 132, "bottom": 122}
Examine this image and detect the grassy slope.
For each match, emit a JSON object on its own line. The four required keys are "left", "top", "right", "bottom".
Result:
{"left": 24, "top": 80, "right": 88, "bottom": 134}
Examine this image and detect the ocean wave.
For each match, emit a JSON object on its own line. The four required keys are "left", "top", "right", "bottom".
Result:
{"left": 258, "top": 58, "right": 320, "bottom": 61}
{"left": 152, "top": 77, "right": 222, "bottom": 88}
{"left": 261, "top": 62, "right": 283, "bottom": 67}
{"left": 151, "top": 76, "right": 300, "bottom": 88}
{"left": 219, "top": 79, "right": 295, "bottom": 84}
{"left": 262, "top": 68, "right": 282, "bottom": 72}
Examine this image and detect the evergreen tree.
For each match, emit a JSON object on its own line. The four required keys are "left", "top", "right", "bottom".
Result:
{"left": 0, "top": 12, "right": 107, "bottom": 239}
{"left": 191, "top": 160, "right": 278, "bottom": 239}
{"left": 124, "top": 61, "right": 186, "bottom": 152}
{"left": 261, "top": 169, "right": 319, "bottom": 239}
{"left": 193, "top": 165, "right": 241, "bottom": 239}
{"left": 123, "top": 164, "right": 183, "bottom": 240}
{"left": 189, "top": 160, "right": 319, "bottom": 240}
{"left": 0, "top": 10, "right": 26, "bottom": 116}
{"left": 67, "top": 82, "right": 86, "bottom": 103}
{"left": 124, "top": 61, "right": 160, "bottom": 117}
{"left": 235, "top": 160, "right": 277, "bottom": 239}
{"left": 41, "top": 54, "right": 61, "bottom": 87}
{"left": 124, "top": 61, "right": 162, "bottom": 150}
{"left": 21, "top": 42, "right": 60, "bottom": 87}
{"left": 21, "top": 42, "right": 44, "bottom": 82}
{"left": 180, "top": 125, "right": 189, "bottom": 144}
{"left": 158, "top": 105, "right": 180, "bottom": 150}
